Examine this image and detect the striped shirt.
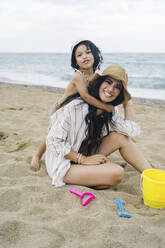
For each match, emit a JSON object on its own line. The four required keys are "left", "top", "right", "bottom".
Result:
{"left": 45, "top": 98, "right": 140, "bottom": 187}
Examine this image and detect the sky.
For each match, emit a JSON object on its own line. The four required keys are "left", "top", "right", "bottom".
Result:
{"left": 0, "top": 0, "right": 165, "bottom": 53}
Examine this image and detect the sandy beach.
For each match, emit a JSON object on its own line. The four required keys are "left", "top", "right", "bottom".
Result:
{"left": 0, "top": 83, "right": 165, "bottom": 248}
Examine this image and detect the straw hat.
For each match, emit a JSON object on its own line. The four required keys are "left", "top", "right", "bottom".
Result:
{"left": 90, "top": 65, "right": 131, "bottom": 104}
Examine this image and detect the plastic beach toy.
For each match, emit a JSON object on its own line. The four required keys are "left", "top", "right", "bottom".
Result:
{"left": 116, "top": 198, "right": 131, "bottom": 218}
{"left": 69, "top": 188, "right": 95, "bottom": 206}
{"left": 142, "top": 169, "right": 165, "bottom": 209}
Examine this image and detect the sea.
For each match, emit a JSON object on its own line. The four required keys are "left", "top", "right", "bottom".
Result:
{"left": 0, "top": 53, "right": 165, "bottom": 100}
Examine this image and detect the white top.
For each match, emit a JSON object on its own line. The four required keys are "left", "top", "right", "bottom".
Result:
{"left": 45, "top": 98, "right": 140, "bottom": 187}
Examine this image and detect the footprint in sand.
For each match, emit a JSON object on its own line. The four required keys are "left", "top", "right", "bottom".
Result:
{"left": 9, "top": 142, "right": 29, "bottom": 152}
{"left": 2, "top": 107, "right": 23, "bottom": 111}
{"left": 0, "top": 131, "right": 8, "bottom": 141}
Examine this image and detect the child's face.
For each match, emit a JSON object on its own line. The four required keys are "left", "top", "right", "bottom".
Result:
{"left": 99, "top": 77, "right": 122, "bottom": 103}
{"left": 75, "top": 44, "right": 94, "bottom": 70}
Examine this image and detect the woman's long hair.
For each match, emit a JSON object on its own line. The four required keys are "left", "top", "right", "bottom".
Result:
{"left": 79, "top": 76, "right": 124, "bottom": 155}
{"left": 59, "top": 76, "right": 124, "bottom": 156}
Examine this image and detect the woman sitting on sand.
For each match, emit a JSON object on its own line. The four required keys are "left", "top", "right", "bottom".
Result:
{"left": 45, "top": 65, "right": 151, "bottom": 188}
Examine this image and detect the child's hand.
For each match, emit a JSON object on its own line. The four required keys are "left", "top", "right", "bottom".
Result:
{"left": 96, "top": 109, "right": 104, "bottom": 115}
{"left": 106, "top": 104, "right": 114, "bottom": 112}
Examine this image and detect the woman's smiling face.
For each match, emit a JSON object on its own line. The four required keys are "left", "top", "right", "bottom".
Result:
{"left": 99, "top": 76, "right": 122, "bottom": 103}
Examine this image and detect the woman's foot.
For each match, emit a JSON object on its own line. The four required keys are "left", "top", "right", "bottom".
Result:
{"left": 30, "top": 155, "right": 41, "bottom": 171}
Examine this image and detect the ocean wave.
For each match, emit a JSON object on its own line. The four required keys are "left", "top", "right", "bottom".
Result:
{"left": 129, "top": 87, "right": 165, "bottom": 100}
{"left": 129, "top": 75, "right": 165, "bottom": 79}
{"left": 1, "top": 52, "right": 165, "bottom": 99}
{"left": 128, "top": 77, "right": 165, "bottom": 90}
{"left": 0, "top": 75, "right": 68, "bottom": 88}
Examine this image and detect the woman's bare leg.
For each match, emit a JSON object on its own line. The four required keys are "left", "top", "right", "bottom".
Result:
{"left": 30, "top": 139, "right": 46, "bottom": 171}
{"left": 63, "top": 162, "right": 124, "bottom": 187}
{"left": 98, "top": 132, "right": 152, "bottom": 173}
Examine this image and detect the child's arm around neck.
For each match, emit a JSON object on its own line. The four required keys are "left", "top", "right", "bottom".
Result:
{"left": 72, "top": 71, "right": 114, "bottom": 112}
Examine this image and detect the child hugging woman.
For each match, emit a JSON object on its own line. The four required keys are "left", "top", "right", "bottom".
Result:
{"left": 30, "top": 40, "right": 114, "bottom": 171}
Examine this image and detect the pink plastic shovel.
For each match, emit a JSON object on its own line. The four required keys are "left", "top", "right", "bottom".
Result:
{"left": 69, "top": 188, "right": 96, "bottom": 206}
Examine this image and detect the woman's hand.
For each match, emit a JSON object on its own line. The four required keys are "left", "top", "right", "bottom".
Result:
{"left": 80, "top": 154, "right": 107, "bottom": 165}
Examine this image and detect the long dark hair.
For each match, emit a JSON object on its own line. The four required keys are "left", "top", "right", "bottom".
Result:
{"left": 79, "top": 76, "right": 124, "bottom": 155}
{"left": 59, "top": 76, "right": 124, "bottom": 156}
{"left": 71, "top": 40, "right": 103, "bottom": 72}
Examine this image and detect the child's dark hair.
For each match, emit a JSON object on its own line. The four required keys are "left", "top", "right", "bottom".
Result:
{"left": 71, "top": 40, "right": 103, "bottom": 72}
